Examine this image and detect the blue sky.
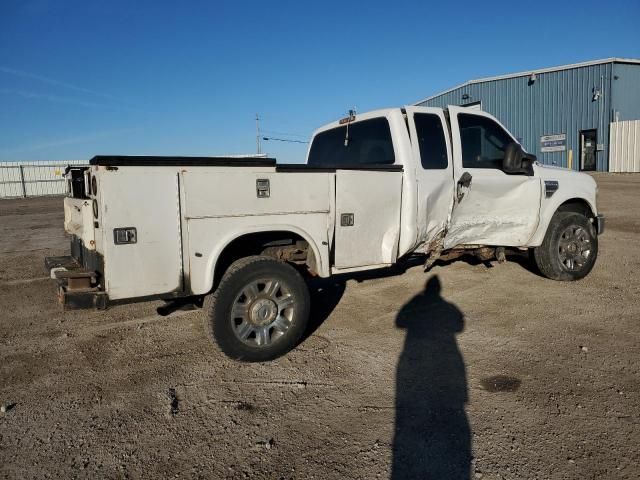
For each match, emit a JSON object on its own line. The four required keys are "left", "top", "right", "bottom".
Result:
{"left": 1, "top": 0, "right": 639, "bottom": 162}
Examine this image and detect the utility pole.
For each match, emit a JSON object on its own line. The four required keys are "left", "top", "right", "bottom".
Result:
{"left": 255, "top": 114, "right": 261, "bottom": 154}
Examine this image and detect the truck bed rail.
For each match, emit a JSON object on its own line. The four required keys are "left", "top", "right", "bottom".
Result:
{"left": 89, "top": 156, "right": 277, "bottom": 167}
{"left": 276, "top": 164, "right": 404, "bottom": 172}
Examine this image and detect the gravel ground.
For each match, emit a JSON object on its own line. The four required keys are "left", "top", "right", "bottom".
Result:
{"left": 0, "top": 174, "right": 639, "bottom": 479}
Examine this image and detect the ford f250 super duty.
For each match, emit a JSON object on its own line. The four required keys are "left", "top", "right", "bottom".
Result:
{"left": 46, "top": 106, "right": 604, "bottom": 361}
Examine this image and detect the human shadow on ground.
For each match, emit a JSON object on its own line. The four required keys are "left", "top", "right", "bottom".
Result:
{"left": 392, "top": 275, "right": 471, "bottom": 480}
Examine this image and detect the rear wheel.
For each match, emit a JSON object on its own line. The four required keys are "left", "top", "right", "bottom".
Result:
{"left": 204, "top": 256, "right": 310, "bottom": 362}
{"left": 534, "top": 211, "right": 598, "bottom": 281}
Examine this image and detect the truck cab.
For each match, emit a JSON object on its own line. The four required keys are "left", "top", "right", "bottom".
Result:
{"left": 306, "top": 106, "right": 602, "bottom": 271}
{"left": 47, "top": 105, "right": 604, "bottom": 361}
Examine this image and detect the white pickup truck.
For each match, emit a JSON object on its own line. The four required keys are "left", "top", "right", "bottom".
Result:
{"left": 47, "top": 106, "right": 604, "bottom": 361}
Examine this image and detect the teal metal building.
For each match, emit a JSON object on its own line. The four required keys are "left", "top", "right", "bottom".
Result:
{"left": 416, "top": 58, "right": 640, "bottom": 172}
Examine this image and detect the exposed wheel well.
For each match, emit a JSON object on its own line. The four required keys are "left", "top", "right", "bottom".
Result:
{"left": 213, "top": 231, "right": 316, "bottom": 291}
{"left": 557, "top": 198, "right": 595, "bottom": 219}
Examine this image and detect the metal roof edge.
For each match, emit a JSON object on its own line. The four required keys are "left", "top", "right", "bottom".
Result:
{"left": 413, "top": 80, "right": 472, "bottom": 105}
{"left": 414, "top": 57, "right": 640, "bottom": 104}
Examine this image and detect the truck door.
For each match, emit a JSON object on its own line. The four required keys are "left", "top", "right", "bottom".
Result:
{"left": 404, "top": 106, "right": 455, "bottom": 249}
{"left": 334, "top": 169, "right": 403, "bottom": 269}
{"left": 445, "top": 106, "right": 542, "bottom": 248}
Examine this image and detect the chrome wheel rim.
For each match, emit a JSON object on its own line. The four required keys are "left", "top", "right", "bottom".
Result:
{"left": 230, "top": 278, "right": 295, "bottom": 347}
{"left": 558, "top": 225, "right": 592, "bottom": 271}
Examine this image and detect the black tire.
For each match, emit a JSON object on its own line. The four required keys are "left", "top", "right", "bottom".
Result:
{"left": 204, "top": 256, "right": 310, "bottom": 362}
{"left": 533, "top": 211, "right": 598, "bottom": 281}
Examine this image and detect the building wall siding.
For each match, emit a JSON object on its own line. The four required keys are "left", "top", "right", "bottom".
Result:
{"left": 416, "top": 62, "right": 637, "bottom": 172}
{"left": 611, "top": 63, "right": 640, "bottom": 122}
{"left": 609, "top": 120, "right": 640, "bottom": 173}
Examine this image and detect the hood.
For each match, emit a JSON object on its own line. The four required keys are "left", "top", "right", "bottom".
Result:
{"left": 533, "top": 162, "right": 597, "bottom": 187}
{"left": 533, "top": 162, "right": 598, "bottom": 217}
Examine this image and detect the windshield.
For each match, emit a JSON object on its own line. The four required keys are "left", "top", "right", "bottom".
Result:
{"left": 307, "top": 117, "right": 395, "bottom": 167}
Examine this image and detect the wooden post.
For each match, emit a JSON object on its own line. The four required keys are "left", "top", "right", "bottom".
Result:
{"left": 568, "top": 149, "right": 573, "bottom": 170}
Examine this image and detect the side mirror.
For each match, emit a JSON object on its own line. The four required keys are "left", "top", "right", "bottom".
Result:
{"left": 503, "top": 142, "right": 536, "bottom": 175}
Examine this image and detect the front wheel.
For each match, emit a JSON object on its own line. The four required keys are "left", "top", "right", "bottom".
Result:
{"left": 204, "top": 256, "right": 310, "bottom": 362}
{"left": 533, "top": 211, "right": 598, "bottom": 281}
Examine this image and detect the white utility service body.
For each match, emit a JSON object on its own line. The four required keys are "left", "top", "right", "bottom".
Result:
{"left": 48, "top": 105, "right": 603, "bottom": 360}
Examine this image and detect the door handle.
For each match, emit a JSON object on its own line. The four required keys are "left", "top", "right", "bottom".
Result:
{"left": 456, "top": 172, "right": 473, "bottom": 202}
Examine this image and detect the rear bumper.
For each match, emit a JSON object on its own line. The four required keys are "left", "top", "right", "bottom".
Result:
{"left": 45, "top": 255, "right": 108, "bottom": 310}
{"left": 595, "top": 214, "right": 605, "bottom": 235}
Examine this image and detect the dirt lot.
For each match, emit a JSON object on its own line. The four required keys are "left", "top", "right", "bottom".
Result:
{"left": 1, "top": 174, "right": 639, "bottom": 479}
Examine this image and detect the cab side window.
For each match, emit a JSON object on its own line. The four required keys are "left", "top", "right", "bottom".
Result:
{"left": 458, "top": 114, "right": 513, "bottom": 169}
{"left": 414, "top": 113, "right": 448, "bottom": 169}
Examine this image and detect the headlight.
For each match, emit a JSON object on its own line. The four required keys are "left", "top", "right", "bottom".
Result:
{"left": 92, "top": 199, "right": 99, "bottom": 219}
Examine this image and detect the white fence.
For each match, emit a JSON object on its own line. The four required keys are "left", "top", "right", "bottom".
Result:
{"left": 609, "top": 120, "right": 640, "bottom": 173}
{"left": 0, "top": 160, "right": 87, "bottom": 199}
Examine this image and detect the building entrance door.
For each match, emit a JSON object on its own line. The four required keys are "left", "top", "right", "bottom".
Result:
{"left": 580, "top": 129, "right": 597, "bottom": 171}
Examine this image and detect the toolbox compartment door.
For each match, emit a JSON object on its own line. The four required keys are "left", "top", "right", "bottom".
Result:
{"left": 100, "top": 169, "right": 183, "bottom": 300}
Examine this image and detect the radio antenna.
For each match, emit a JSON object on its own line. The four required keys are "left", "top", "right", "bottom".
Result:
{"left": 344, "top": 107, "right": 356, "bottom": 147}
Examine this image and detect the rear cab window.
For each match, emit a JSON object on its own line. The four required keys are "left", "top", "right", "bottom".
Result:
{"left": 307, "top": 117, "right": 395, "bottom": 167}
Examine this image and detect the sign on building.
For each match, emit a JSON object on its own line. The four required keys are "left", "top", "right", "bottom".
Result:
{"left": 540, "top": 133, "right": 566, "bottom": 152}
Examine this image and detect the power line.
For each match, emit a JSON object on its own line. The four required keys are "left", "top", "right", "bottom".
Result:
{"left": 260, "top": 129, "right": 308, "bottom": 139}
{"left": 262, "top": 136, "right": 309, "bottom": 144}
{"left": 254, "top": 114, "right": 319, "bottom": 130}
